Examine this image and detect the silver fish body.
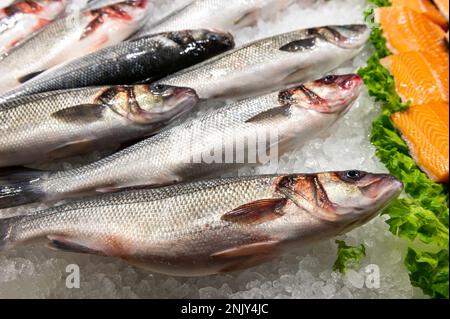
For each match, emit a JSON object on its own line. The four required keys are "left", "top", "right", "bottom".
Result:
{"left": 0, "top": 29, "right": 234, "bottom": 104}
{"left": 134, "top": 0, "right": 295, "bottom": 38}
{"left": 157, "top": 25, "right": 371, "bottom": 101}
{"left": 0, "top": 84, "right": 198, "bottom": 167}
{"left": 0, "top": 0, "right": 150, "bottom": 94}
{"left": 0, "top": 171, "right": 403, "bottom": 276}
{"left": 0, "top": 74, "right": 362, "bottom": 208}
{"left": 0, "top": 0, "right": 68, "bottom": 55}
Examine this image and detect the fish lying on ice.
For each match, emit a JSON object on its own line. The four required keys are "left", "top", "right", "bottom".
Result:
{"left": 0, "top": 29, "right": 234, "bottom": 104}
{"left": 0, "top": 74, "right": 363, "bottom": 208}
{"left": 0, "top": 0, "right": 151, "bottom": 94}
{"left": 0, "top": 171, "right": 403, "bottom": 276}
{"left": 133, "top": 0, "right": 296, "bottom": 38}
{"left": 157, "top": 25, "right": 370, "bottom": 101}
{"left": 0, "top": 84, "right": 198, "bottom": 168}
{"left": 0, "top": 0, "right": 68, "bottom": 55}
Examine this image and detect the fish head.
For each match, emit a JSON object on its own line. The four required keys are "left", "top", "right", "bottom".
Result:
{"left": 314, "top": 24, "right": 371, "bottom": 49}
{"left": 277, "top": 171, "right": 403, "bottom": 231}
{"left": 98, "top": 84, "right": 199, "bottom": 125}
{"left": 280, "top": 74, "right": 363, "bottom": 115}
{"left": 165, "top": 29, "right": 235, "bottom": 56}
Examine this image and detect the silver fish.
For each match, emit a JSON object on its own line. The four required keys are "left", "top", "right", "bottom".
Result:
{"left": 0, "top": 171, "right": 403, "bottom": 276}
{"left": 0, "top": 29, "right": 234, "bottom": 104}
{"left": 0, "top": 74, "right": 362, "bottom": 208}
{"left": 156, "top": 24, "right": 370, "bottom": 101}
{"left": 134, "top": 0, "right": 295, "bottom": 38}
{"left": 0, "top": 0, "right": 151, "bottom": 94}
{"left": 0, "top": 84, "right": 198, "bottom": 168}
{"left": 0, "top": 0, "right": 68, "bottom": 55}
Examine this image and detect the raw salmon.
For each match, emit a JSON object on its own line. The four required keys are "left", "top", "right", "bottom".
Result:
{"left": 391, "top": 0, "right": 448, "bottom": 28}
{"left": 375, "top": 6, "right": 447, "bottom": 58}
{"left": 433, "top": 0, "right": 449, "bottom": 21}
{"left": 381, "top": 51, "right": 449, "bottom": 105}
{"left": 392, "top": 102, "right": 449, "bottom": 183}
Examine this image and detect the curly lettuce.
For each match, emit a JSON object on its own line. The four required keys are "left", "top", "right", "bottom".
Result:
{"left": 333, "top": 241, "right": 367, "bottom": 274}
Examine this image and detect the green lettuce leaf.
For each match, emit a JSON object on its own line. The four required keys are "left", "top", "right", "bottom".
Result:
{"left": 333, "top": 241, "right": 367, "bottom": 274}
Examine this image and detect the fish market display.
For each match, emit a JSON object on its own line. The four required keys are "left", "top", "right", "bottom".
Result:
{"left": 157, "top": 25, "right": 370, "bottom": 101}
{"left": 381, "top": 51, "right": 449, "bottom": 105}
{"left": 134, "top": 0, "right": 295, "bottom": 38}
{"left": 0, "top": 0, "right": 68, "bottom": 55}
{"left": 375, "top": 6, "right": 447, "bottom": 59}
{"left": 390, "top": 0, "right": 448, "bottom": 28}
{"left": 0, "top": 84, "right": 198, "bottom": 168}
{"left": 0, "top": 0, "right": 150, "bottom": 94}
{"left": 0, "top": 29, "right": 234, "bottom": 104}
{"left": 0, "top": 74, "right": 362, "bottom": 208}
{"left": 0, "top": 171, "right": 403, "bottom": 276}
{"left": 391, "top": 102, "right": 449, "bottom": 183}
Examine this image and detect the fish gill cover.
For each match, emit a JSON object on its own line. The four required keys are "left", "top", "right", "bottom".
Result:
{"left": 358, "top": 0, "right": 449, "bottom": 299}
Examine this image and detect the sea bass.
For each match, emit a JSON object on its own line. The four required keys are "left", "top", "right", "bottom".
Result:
{"left": 0, "top": 0, "right": 68, "bottom": 55}
{"left": 0, "top": 171, "right": 403, "bottom": 276}
{"left": 0, "top": 0, "right": 150, "bottom": 94}
{"left": 0, "top": 29, "right": 234, "bottom": 104}
{"left": 156, "top": 25, "right": 370, "bottom": 101}
{"left": 134, "top": 0, "right": 295, "bottom": 38}
{"left": 0, "top": 84, "right": 198, "bottom": 168}
{"left": 0, "top": 74, "right": 363, "bottom": 208}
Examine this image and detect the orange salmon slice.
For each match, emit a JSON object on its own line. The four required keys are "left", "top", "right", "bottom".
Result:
{"left": 375, "top": 6, "right": 447, "bottom": 58}
{"left": 381, "top": 51, "right": 449, "bottom": 105}
{"left": 391, "top": 0, "right": 448, "bottom": 28}
{"left": 392, "top": 102, "right": 449, "bottom": 183}
{"left": 433, "top": 0, "right": 449, "bottom": 21}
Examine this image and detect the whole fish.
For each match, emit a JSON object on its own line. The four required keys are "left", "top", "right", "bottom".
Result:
{"left": 0, "top": 29, "right": 234, "bottom": 104}
{"left": 0, "top": 171, "right": 403, "bottom": 276}
{"left": 0, "top": 74, "right": 363, "bottom": 208}
{"left": 134, "top": 0, "right": 295, "bottom": 38}
{"left": 0, "top": 84, "right": 198, "bottom": 168}
{"left": 157, "top": 25, "right": 370, "bottom": 101}
{"left": 0, "top": 0, "right": 150, "bottom": 94}
{"left": 0, "top": 0, "right": 68, "bottom": 55}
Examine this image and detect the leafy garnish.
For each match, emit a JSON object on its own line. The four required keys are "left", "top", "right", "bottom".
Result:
{"left": 358, "top": 0, "right": 449, "bottom": 299}
{"left": 333, "top": 240, "right": 367, "bottom": 274}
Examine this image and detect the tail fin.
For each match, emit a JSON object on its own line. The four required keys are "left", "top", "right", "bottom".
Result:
{"left": 0, "top": 216, "right": 20, "bottom": 251}
{"left": 0, "top": 168, "right": 45, "bottom": 209}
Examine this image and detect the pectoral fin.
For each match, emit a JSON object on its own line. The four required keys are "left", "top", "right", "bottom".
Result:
{"left": 221, "top": 198, "right": 287, "bottom": 225}
{"left": 18, "top": 70, "right": 45, "bottom": 83}
{"left": 283, "top": 67, "right": 308, "bottom": 84}
{"left": 47, "top": 139, "right": 98, "bottom": 160}
{"left": 51, "top": 104, "right": 107, "bottom": 124}
{"left": 47, "top": 235, "right": 107, "bottom": 256}
{"left": 245, "top": 106, "right": 290, "bottom": 124}
{"left": 234, "top": 9, "right": 260, "bottom": 28}
{"left": 212, "top": 240, "right": 280, "bottom": 259}
{"left": 279, "top": 37, "right": 316, "bottom": 52}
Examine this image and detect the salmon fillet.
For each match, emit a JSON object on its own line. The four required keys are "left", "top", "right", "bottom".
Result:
{"left": 433, "top": 0, "right": 449, "bottom": 21}
{"left": 375, "top": 6, "right": 447, "bottom": 58}
{"left": 392, "top": 102, "right": 449, "bottom": 183}
{"left": 381, "top": 51, "right": 449, "bottom": 105}
{"left": 391, "top": 0, "right": 448, "bottom": 28}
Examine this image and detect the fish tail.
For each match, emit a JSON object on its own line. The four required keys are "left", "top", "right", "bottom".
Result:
{"left": 0, "top": 168, "right": 46, "bottom": 209}
{"left": 0, "top": 215, "right": 21, "bottom": 251}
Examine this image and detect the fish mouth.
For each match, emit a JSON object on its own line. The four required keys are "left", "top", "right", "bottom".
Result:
{"left": 320, "top": 24, "right": 371, "bottom": 49}
{"left": 206, "top": 28, "right": 235, "bottom": 48}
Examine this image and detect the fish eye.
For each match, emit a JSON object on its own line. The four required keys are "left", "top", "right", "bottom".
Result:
{"left": 152, "top": 84, "right": 168, "bottom": 94}
{"left": 323, "top": 75, "right": 337, "bottom": 84}
{"left": 339, "top": 170, "right": 366, "bottom": 182}
{"left": 208, "top": 34, "right": 219, "bottom": 41}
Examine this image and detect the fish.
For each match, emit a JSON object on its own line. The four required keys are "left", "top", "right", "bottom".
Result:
{"left": 0, "top": 0, "right": 68, "bottom": 55}
{"left": 392, "top": 102, "right": 449, "bottom": 183}
{"left": 0, "top": 171, "right": 403, "bottom": 276}
{"left": 381, "top": 51, "right": 449, "bottom": 105}
{"left": 0, "top": 84, "right": 199, "bottom": 168}
{"left": 0, "top": 0, "right": 151, "bottom": 94}
{"left": 156, "top": 25, "right": 370, "bottom": 101}
{"left": 390, "top": 0, "right": 448, "bottom": 29}
{"left": 0, "top": 29, "right": 234, "bottom": 104}
{"left": 133, "top": 0, "right": 295, "bottom": 38}
{"left": 375, "top": 6, "right": 448, "bottom": 59}
{"left": 433, "top": 0, "right": 449, "bottom": 21}
{"left": 0, "top": 74, "right": 363, "bottom": 208}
